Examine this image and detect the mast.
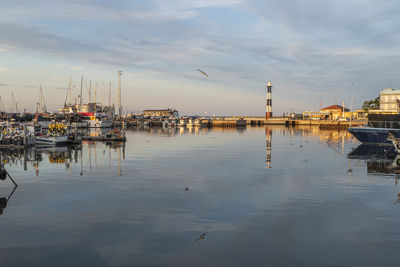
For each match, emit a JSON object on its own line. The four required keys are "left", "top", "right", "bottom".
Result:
{"left": 11, "top": 92, "right": 14, "bottom": 113}
{"left": 39, "top": 86, "right": 43, "bottom": 113}
{"left": 40, "top": 85, "right": 47, "bottom": 113}
{"left": 80, "top": 75, "right": 83, "bottom": 108}
{"left": 95, "top": 82, "right": 97, "bottom": 104}
{"left": 68, "top": 76, "right": 72, "bottom": 105}
{"left": 118, "top": 70, "right": 123, "bottom": 117}
{"left": 109, "top": 82, "right": 111, "bottom": 118}
{"left": 89, "top": 80, "right": 92, "bottom": 103}
{"left": 65, "top": 77, "right": 72, "bottom": 107}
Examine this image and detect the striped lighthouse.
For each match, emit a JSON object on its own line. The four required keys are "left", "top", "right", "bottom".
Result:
{"left": 266, "top": 81, "right": 272, "bottom": 119}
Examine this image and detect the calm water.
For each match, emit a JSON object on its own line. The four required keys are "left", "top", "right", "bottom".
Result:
{"left": 1, "top": 126, "right": 400, "bottom": 266}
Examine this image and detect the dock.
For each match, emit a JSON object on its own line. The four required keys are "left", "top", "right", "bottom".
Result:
{"left": 82, "top": 136, "right": 126, "bottom": 142}
{"left": 242, "top": 117, "right": 367, "bottom": 129}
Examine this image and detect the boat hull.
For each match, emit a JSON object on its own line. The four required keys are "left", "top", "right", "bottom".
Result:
{"left": 348, "top": 127, "right": 400, "bottom": 145}
{"left": 36, "top": 136, "right": 70, "bottom": 146}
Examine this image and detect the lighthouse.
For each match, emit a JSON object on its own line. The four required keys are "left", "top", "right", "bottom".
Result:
{"left": 266, "top": 81, "right": 272, "bottom": 119}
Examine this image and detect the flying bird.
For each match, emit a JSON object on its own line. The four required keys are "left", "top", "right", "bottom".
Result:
{"left": 196, "top": 69, "right": 209, "bottom": 77}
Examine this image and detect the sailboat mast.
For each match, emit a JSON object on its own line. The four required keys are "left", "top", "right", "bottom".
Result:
{"left": 95, "top": 82, "right": 97, "bottom": 105}
{"left": 65, "top": 77, "right": 72, "bottom": 107}
{"left": 109, "top": 82, "right": 111, "bottom": 118}
{"left": 11, "top": 92, "right": 14, "bottom": 113}
{"left": 80, "top": 75, "right": 83, "bottom": 108}
{"left": 89, "top": 80, "right": 92, "bottom": 103}
{"left": 118, "top": 70, "right": 123, "bottom": 117}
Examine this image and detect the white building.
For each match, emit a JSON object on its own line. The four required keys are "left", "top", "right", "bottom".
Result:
{"left": 379, "top": 88, "right": 400, "bottom": 111}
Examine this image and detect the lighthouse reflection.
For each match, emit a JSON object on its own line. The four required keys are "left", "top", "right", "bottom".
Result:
{"left": 265, "top": 127, "right": 272, "bottom": 168}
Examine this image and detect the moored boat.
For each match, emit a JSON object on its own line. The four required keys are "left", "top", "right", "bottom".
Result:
{"left": 348, "top": 127, "right": 400, "bottom": 145}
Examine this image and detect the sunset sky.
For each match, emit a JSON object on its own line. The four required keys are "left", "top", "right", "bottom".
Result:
{"left": 1, "top": 0, "right": 399, "bottom": 115}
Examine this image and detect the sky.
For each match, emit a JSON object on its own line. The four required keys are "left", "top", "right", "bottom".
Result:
{"left": 0, "top": 0, "right": 399, "bottom": 116}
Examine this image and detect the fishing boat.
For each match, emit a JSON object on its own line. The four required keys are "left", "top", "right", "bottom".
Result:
{"left": 35, "top": 122, "right": 81, "bottom": 147}
{"left": 0, "top": 124, "right": 36, "bottom": 148}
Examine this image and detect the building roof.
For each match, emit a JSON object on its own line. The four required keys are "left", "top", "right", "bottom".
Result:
{"left": 321, "top": 105, "right": 350, "bottom": 112}
{"left": 380, "top": 88, "right": 400, "bottom": 95}
{"left": 143, "top": 109, "right": 175, "bottom": 112}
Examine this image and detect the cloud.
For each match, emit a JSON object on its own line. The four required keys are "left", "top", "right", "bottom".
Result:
{"left": 0, "top": 0, "right": 400, "bottom": 113}
{"left": 71, "top": 66, "right": 86, "bottom": 70}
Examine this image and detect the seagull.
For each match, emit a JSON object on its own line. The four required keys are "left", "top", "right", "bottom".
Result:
{"left": 195, "top": 232, "right": 208, "bottom": 241}
{"left": 196, "top": 69, "right": 209, "bottom": 77}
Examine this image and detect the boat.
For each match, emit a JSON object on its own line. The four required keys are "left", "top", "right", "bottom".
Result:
{"left": 82, "top": 129, "right": 126, "bottom": 142}
{"left": 0, "top": 123, "right": 36, "bottom": 148}
{"left": 78, "top": 112, "right": 113, "bottom": 128}
{"left": 186, "top": 118, "right": 194, "bottom": 127}
{"left": 35, "top": 135, "right": 70, "bottom": 146}
{"left": 178, "top": 119, "right": 186, "bottom": 127}
{"left": 347, "top": 127, "right": 400, "bottom": 145}
{"left": 35, "top": 122, "right": 81, "bottom": 147}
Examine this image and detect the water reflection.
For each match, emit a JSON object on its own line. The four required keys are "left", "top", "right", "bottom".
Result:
{"left": 0, "top": 141, "right": 126, "bottom": 177}
{"left": 0, "top": 164, "right": 18, "bottom": 215}
{"left": 348, "top": 144, "right": 399, "bottom": 174}
{"left": 0, "top": 185, "right": 17, "bottom": 215}
{"left": 1, "top": 126, "right": 400, "bottom": 266}
{"left": 265, "top": 128, "right": 272, "bottom": 168}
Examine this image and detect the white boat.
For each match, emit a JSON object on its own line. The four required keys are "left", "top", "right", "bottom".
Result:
{"left": 178, "top": 119, "right": 186, "bottom": 127}
{"left": 35, "top": 135, "right": 70, "bottom": 146}
{"left": 92, "top": 119, "right": 113, "bottom": 128}
{"left": 194, "top": 119, "right": 203, "bottom": 127}
{"left": 79, "top": 112, "right": 113, "bottom": 128}
{"left": 186, "top": 119, "right": 194, "bottom": 127}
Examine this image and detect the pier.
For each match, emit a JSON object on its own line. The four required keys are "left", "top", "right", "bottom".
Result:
{"left": 242, "top": 117, "right": 367, "bottom": 129}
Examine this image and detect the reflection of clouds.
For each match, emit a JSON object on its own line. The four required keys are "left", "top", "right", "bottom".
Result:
{"left": 1, "top": 126, "right": 399, "bottom": 265}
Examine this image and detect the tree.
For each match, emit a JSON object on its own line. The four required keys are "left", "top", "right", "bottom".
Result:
{"left": 362, "top": 96, "right": 380, "bottom": 111}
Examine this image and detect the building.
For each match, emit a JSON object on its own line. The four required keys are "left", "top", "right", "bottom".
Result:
{"left": 302, "top": 104, "right": 356, "bottom": 120}
{"left": 142, "top": 109, "right": 179, "bottom": 118}
{"left": 379, "top": 88, "right": 400, "bottom": 111}
{"left": 320, "top": 105, "right": 350, "bottom": 120}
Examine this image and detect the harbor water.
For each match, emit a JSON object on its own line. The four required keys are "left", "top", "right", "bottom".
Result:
{"left": 1, "top": 126, "right": 400, "bottom": 266}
